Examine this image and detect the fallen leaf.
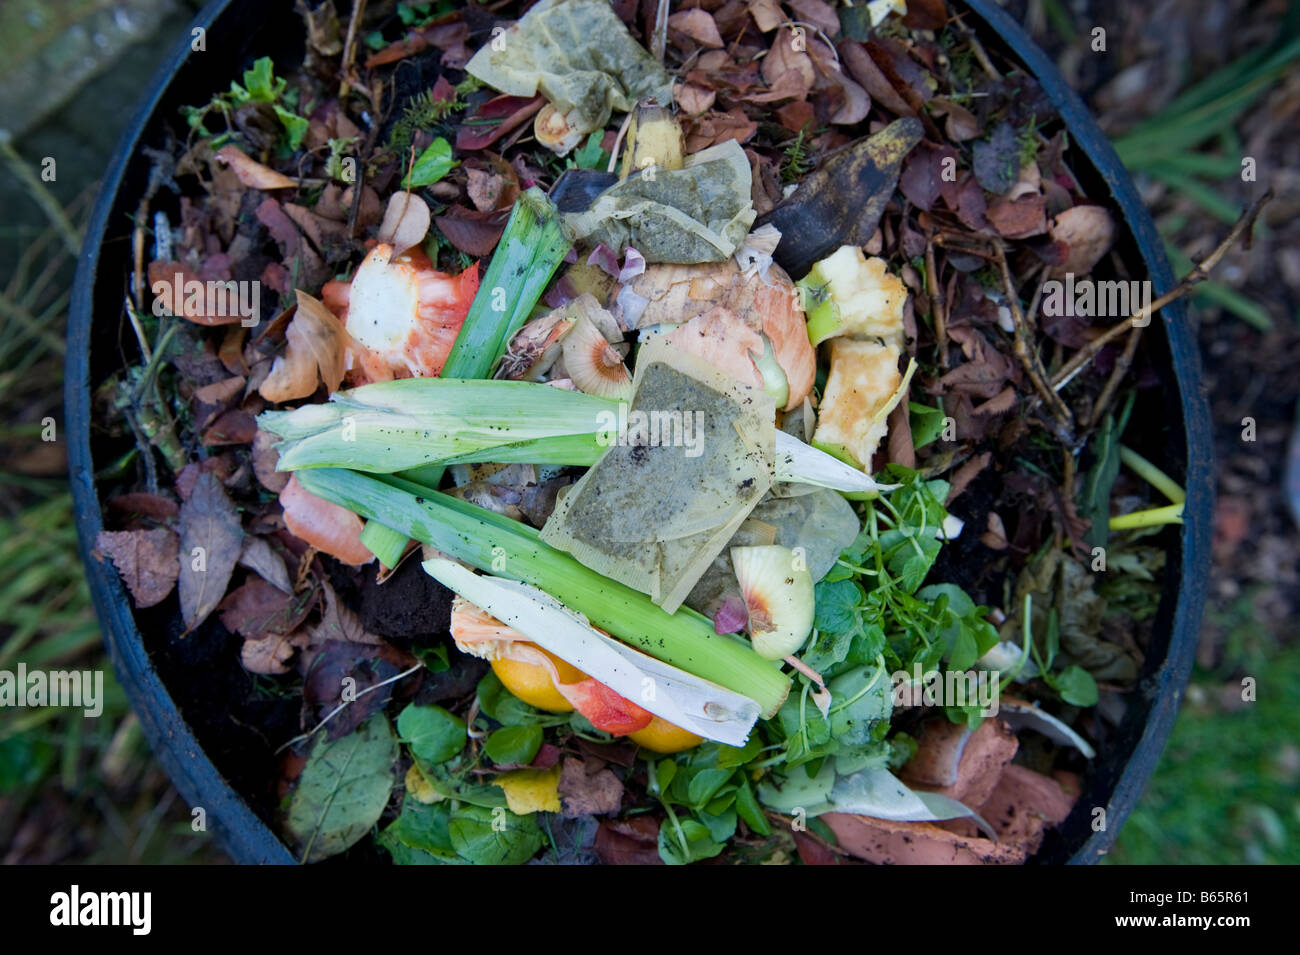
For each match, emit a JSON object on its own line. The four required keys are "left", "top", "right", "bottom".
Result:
{"left": 972, "top": 121, "right": 1021, "bottom": 195}
{"left": 377, "top": 192, "right": 431, "bottom": 259}
{"left": 147, "top": 261, "right": 245, "bottom": 326}
{"left": 259, "top": 290, "right": 349, "bottom": 403}
{"left": 106, "top": 492, "right": 179, "bottom": 522}
{"left": 455, "top": 95, "right": 546, "bottom": 151}
{"left": 558, "top": 756, "right": 624, "bottom": 818}
{"left": 434, "top": 205, "right": 509, "bottom": 258}
{"left": 215, "top": 144, "right": 296, "bottom": 189}
{"left": 668, "top": 9, "right": 724, "bottom": 49}
{"left": 241, "top": 630, "right": 310, "bottom": 675}
{"left": 219, "top": 577, "right": 312, "bottom": 638}
{"left": 284, "top": 713, "right": 397, "bottom": 862}
{"left": 494, "top": 766, "right": 563, "bottom": 814}
{"left": 748, "top": 0, "right": 785, "bottom": 32}
{"left": 684, "top": 108, "right": 758, "bottom": 152}
{"left": 594, "top": 815, "right": 663, "bottom": 865}
{"left": 96, "top": 528, "right": 179, "bottom": 608}
{"left": 252, "top": 427, "right": 290, "bottom": 493}
{"left": 1048, "top": 205, "right": 1116, "bottom": 277}
{"left": 238, "top": 535, "right": 294, "bottom": 593}
{"left": 201, "top": 408, "right": 258, "bottom": 445}
{"left": 986, "top": 193, "right": 1047, "bottom": 239}
{"left": 177, "top": 472, "right": 243, "bottom": 631}
{"left": 788, "top": 0, "right": 842, "bottom": 36}
{"left": 762, "top": 27, "right": 816, "bottom": 96}
{"left": 311, "top": 581, "right": 382, "bottom": 645}
{"left": 840, "top": 40, "right": 915, "bottom": 117}
{"left": 675, "top": 82, "right": 716, "bottom": 115}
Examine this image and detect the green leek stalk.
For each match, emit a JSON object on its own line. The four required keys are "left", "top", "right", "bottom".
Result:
{"left": 358, "top": 188, "right": 573, "bottom": 565}
{"left": 296, "top": 467, "right": 791, "bottom": 717}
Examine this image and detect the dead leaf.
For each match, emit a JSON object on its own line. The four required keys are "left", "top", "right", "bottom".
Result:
{"left": 241, "top": 630, "right": 310, "bottom": 675}
{"left": 194, "top": 375, "right": 246, "bottom": 405}
{"left": 106, "top": 492, "right": 179, "bottom": 523}
{"left": 762, "top": 27, "right": 816, "bottom": 96}
{"left": 238, "top": 535, "right": 294, "bottom": 593}
{"left": 594, "top": 816, "right": 663, "bottom": 865}
{"left": 465, "top": 154, "right": 520, "bottom": 213}
{"left": 840, "top": 40, "right": 915, "bottom": 117}
{"left": 259, "top": 290, "right": 349, "bottom": 403}
{"left": 788, "top": 0, "right": 842, "bottom": 36}
{"left": 986, "top": 193, "right": 1047, "bottom": 239}
{"left": 434, "top": 205, "right": 509, "bottom": 258}
{"left": 219, "top": 577, "right": 313, "bottom": 638}
{"left": 675, "top": 82, "right": 716, "bottom": 116}
{"left": 252, "top": 427, "right": 290, "bottom": 493}
{"left": 201, "top": 409, "right": 258, "bottom": 446}
{"left": 748, "top": 0, "right": 785, "bottom": 32}
{"left": 495, "top": 766, "right": 563, "bottom": 814}
{"left": 1049, "top": 205, "right": 1116, "bottom": 277}
{"left": 147, "top": 261, "right": 245, "bottom": 326}
{"left": 377, "top": 192, "right": 431, "bottom": 259}
{"left": 215, "top": 145, "right": 296, "bottom": 189}
{"left": 947, "top": 451, "right": 992, "bottom": 503}
{"left": 455, "top": 95, "right": 546, "bottom": 151}
{"left": 311, "top": 581, "right": 382, "bottom": 645}
{"left": 96, "top": 528, "right": 179, "bottom": 608}
{"left": 177, "top": 472, "right": 243, "bottom": 631}
{"left": 684, "top": 108, "right": 759, "bottom": 153}
{"left": 668, "top": 9, "right": 724, "bottom": 49}
{"left": 557, "top": 756, "right": 624, "bottom": 818}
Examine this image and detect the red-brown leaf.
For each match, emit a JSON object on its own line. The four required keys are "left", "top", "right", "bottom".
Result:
{"left": 96, "top": 528, "right": 179, "bottom": 608}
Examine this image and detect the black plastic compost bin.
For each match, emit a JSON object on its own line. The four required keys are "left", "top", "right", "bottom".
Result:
{"left": 67, "top": 0, "right": 1212, "bottom": 864}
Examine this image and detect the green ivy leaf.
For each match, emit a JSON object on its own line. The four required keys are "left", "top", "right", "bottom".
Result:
{"left": 1054, "top": 665, "right": 1100, "bottom": 707}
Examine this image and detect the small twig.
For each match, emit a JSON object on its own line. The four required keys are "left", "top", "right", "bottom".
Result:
{"left": 338, "top": 0, "right": 368, "bottom": 100}
{"left": 1088, "top": 325, "right": 1141, "bottom": 427}
{"left": 133, "top": 199, "right": 148, "bottom": 314}
{"left": 275, "top": 662, "right": 424, "bottom": 755}
{"left": 123, "top": 295, "right": 151, "bottom": 364}
{"left": 925, "top": 243, "right": 949, "bottom": 368}
{"left": 994, "top": 243, "right": 1074, "bottom": 434}
{"left": 1051, "top": 189, "right": 1273, "bottom": 392}
{"left": 606, "top": 109, "right": 635, "bottom": 175}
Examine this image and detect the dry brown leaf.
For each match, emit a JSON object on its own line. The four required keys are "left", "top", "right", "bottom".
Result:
{"left": 762, "top": 27, "right": 816, "bottom": 95}
{"left": 177, "top": 472, "right": 244, "bottom": 631}
{"left": 259, "top": 290, "right": 349, "bottom": 403}
{"left": 557, "top": 756, "right": 624, "bottom": 818}
{"left": 238, "top": 535, "right": 294, "bottom": 594}
{"left": 1049, "top": 205, "right": 1116, "bottom": 277}
{"left": 668, "top": 9, "right": 724, "bottom": 48}
{"left": 215, "top": 145, "right": 296, "bottom": 189}
{"left": 675, "top": 82, "right": 716, "bottom": 116}
{"left": 748, "top": 0, "right": 785, "bottom": 32}
{"left": 377, "top": 191, "right": 431, "bottom": 258}
{"left": 252, "top": 427, "right": 290, "bottom": 493}
{"left": 241, "top": 630, "right": 310, "bottom": 675}
{"left": 96, "top": 528, "right": 179, "bottom": 608}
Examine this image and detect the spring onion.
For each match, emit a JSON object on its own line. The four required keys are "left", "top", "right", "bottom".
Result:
{"left": 295, "top": 467, "right": 792, "bottom": 717}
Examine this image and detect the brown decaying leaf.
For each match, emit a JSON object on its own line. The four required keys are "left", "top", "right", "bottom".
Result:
{"left": 202, "top": 409, "right": 258, "bottom": 446}
{"left": 748, "top": 0, "right": 785, "bottom": 33}
{"left": 238, "top": 535, "right": 294, "bottom": 593}
{"left": 1048, "top": 205, "right": 1116, "bottom": 277}
{"left": 455, "top": 95, "right": 546, "bottom": 151}
{"left": 594, "top": 815, "right": 663, "bottom": 865}
{"left": 311, "top": 582, "right": 382, "bottom": 645}
{"left": 762, "top": 27, "right": 816, "bottom": 97}
{"left": 668, "top": 9, "right": 724, "bottom": 49}
{"left": 684, "top": 109, "right": 758, "bottom": 152}
{"left": 434, "top": 206, "right": 509, "bottom": 258}
{"left": 259, "top": 290, "right": 349, "bottom": 403}
{"left": 177, "top": 472, "right": 244, "bottom": 631}
{"left": 985, "top": 194, "right": 1047, "bottom": 240}
{"left": 377, "top": 192, "right": 431, "bottom": 259}
{"left": 675, "top": 82, "right": 716, "bottom": 115}
{"left": 219, "top": 577, "right": 313, "bottom": 639}
{"left": 147, "top": 261, "right": 245, "bottom": 327}
{"left": 106, "top": 492, "right": 179, "bottom": 523}
{"left": 241, "top": 630, "right": 311, "bottom": 676}
{"left": 96, "top": 528, "right": 180, "bottom": 608}
{"left": 557, "top": 756, "right": 623, "bottom": 818}
{"left": 839, "top": 40, "right": 915, "bottom": 118}
{"left": 214, "top": 145, "right": 296, "bottom": 190}
{"left": 465, "top": 153, "right": 520, "bottom": 213}
{"left": 252, "top": 427, "right": 290, "bottom": 493}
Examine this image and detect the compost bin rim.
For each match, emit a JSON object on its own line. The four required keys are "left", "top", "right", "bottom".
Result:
{"left": 66, "top": 0, "right": 1211, "bottom": 866}
{"left": 67, "top": 0, "right": 297, "bottom": 865}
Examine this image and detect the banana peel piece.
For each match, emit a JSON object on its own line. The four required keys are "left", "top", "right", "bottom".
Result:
{"left": 758, "top": 117, "right": 923, "bottom": 278}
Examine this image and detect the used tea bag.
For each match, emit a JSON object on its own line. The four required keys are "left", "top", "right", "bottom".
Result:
{"left": 465, "top": 0, "right": 674, "bottom": 148}
{"left": 541, "top": 336, "right": 775, "bottom": 613}
{"left": 562, "top": 139, "right": 756, "bottom": 264}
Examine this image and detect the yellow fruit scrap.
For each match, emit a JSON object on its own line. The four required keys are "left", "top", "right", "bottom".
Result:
{"left": 812, "top": 339, "right": 905, "bottom": 470}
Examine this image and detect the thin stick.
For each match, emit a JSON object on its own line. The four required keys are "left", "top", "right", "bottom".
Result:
{"left": 994, "top": 243, "right": 1074, "bottom": 433}
{"left": 606, "top": 109, "right": 635, "bottom": 175}
{"left": 338, "top": 0, "right": 368, "bottom": 100}
{"left": 925, "top": 243, "right": 949, "bottom": 368}
{"left": 1051, "top": 189, "right": 1273, "bottom": 391}
{"left": 275, "top": 662, "right": 423, "bottom": 754}
{"left": 1088, "top": 325, "right": 1141, "bottom": 427}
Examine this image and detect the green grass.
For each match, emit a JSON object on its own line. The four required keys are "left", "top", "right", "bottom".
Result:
{"left": 1108, "top": 632, "right": 1300, "bottom": 864}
